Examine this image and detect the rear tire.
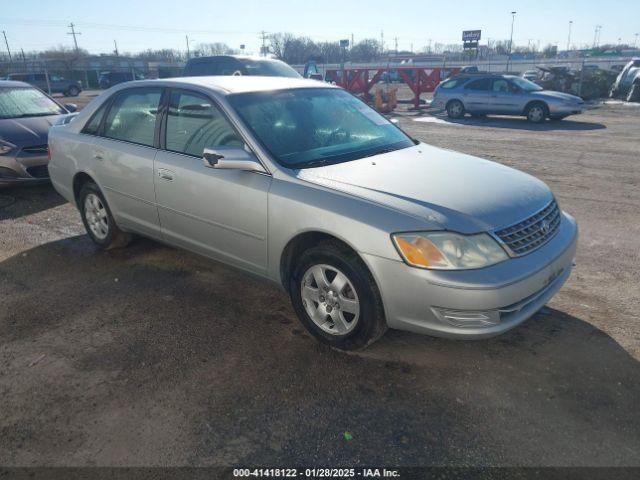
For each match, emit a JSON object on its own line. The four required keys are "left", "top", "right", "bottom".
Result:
{"left": 446, "top": 100, "right": 465, "bottom": 119}
{"left": 289, "top": 240, "right": 387, "bottom": 350}
{"left": 67, "top": 85, "right": 80, "bottom": 97}
{"left": 79, "top": 182, "right": 131, "bottom": 250}
{"left": 526, "top": 102, "right": 548, "bottom": 123}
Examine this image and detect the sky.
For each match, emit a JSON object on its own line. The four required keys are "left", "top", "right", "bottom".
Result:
{"left": 1, "top": 0, "right": 639, "bottom": 56}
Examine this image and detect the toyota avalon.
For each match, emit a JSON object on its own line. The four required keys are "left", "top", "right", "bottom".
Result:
{"left": 47, "top": 76, "right": 578, "bottom": 349}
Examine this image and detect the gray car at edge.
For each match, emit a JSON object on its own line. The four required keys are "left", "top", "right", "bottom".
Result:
{"left": 431, "top": 74, "right": 585, "bottom": 123}
{"left": 48, "top": 76, "right": 578, "bottom": 350}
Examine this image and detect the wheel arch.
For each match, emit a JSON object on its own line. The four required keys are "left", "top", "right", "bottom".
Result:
{"left": 523, "top": 99, "right": 549, "bottom": 115}
{"left": 445, "top": 98, "right": 465, "bottom": 110}
{"left": 72, "top": 171, "right": 97, "bottom": 207}
{"left": 279, "top": 230, "right": 366, "bottom": 292}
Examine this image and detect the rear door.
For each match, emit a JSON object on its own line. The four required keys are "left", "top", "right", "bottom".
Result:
{"left": 153, "top": 88, "right": 270, "bottom": 274}
{"left": 89, "top": 87, "right": 163, "bottom": 238}
{"left": 461, "top": 78, "right": 492, "bottom": 113}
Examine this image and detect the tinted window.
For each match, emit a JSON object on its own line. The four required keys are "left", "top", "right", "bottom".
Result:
{"left": 165, "top": 90, "right": 242, "bottom": 156}
{"left": 184, "top": 58, "right": 239, "bottom": 76}
{"left": 82, "top": 102, "right": 109, "bottom": 135}
{"left": 9, "top": 74, "right": 27, "bottom": 81}
{"left": 32, "top": 74, "right": 46, "bottom": 81}
{"left": 439, "top": 78, "right": 468, "bottom": 89}
{"left": 103, "top": 88, "right": 161, "bottom": 147}
{"left": 492, "top": 79, "right": 510, "bottom": 93}
{"left": 464, "top": 78, "right": 491, "bottom": 91}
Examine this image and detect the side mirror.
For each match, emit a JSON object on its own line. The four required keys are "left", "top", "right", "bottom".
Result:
{"left": 64, "top": 103, "right": 78, "bottom": 112}
{"left": 202, "top": 146, "right": 267, "bottom": 173}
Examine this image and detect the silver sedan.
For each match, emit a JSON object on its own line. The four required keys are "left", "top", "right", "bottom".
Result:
{"left": 48, "top": 76, "right": 578, "bottom": 349}
{"left": 431, "top": 74, "right": 585, "bottom": 122}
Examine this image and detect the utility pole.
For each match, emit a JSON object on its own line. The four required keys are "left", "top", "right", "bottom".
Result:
{"left": 113, "top": 40, "right": 119, "bottom": 57}
{"left": 635, "top": 33, "right": 639, "bottom": 49}
{"left": 507, "top": 11, "right": 516, "bottom": 72}
{"left": 351, "top": 33, "right": 354, "bottom": 50}
{"left": 185, "top": 35, "right": 190, "bottom": 59}
{"left": 394, "top": 36, "right": 398, "bottom": 54}
{"left": 259, "top": 31, "right": 268, "bottom": 57}
{"left": 567, "top": 21, "right": 573, "bottom": 52}
{"left": 428, "top": 38, "right": 432, "bottom": 53}
{"left": 67, "top": 23, "right": 81, "bottom": 54}
{"left": 596, "top": 26, "right": 602, "bottom": 47}
{"left": 380, "top": 30, "right": 384, "bottom": 53}
{"left": 2, "top": 31, "right": 12, "bottom": 62}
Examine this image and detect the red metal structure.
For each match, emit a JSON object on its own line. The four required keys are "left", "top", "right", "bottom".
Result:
{"left": 325, "top": 66, "right": 460, "bottom": 109}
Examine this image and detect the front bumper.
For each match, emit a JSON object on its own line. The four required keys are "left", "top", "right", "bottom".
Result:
{"left": 362, "top": 212, "right": 578, "bottom": 339}
{"left": 549, "top": 104, "right": 584, "bottom": 117}
{"left": 0, "top": 153, "right": 50, "bottom": 188}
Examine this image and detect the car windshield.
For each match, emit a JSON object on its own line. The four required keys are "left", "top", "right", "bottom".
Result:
{"left": 228, "top": 88, "right": 414, "bottom": 169}
{"left": 510, "top": 77, "right": 543, "bottom": 92}
{"left": 0, "top": 87, "right": 65, "bottom": 119}
{"left": 240, "top": 59, "right": 301, "bottom": 78}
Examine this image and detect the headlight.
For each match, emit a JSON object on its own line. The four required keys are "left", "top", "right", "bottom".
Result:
{"left": 392, "top": 231, "right": 508, "bottom": 270}
{"left": 0, "top": 139, "right": 16, "bottom": 155}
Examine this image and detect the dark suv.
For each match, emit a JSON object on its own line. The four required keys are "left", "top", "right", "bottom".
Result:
{"left": 6, "top": 73, "right": 82, "bottom": 96}
{"left": 182, "top": 55, "right": 300, "bottom": 78}
{"left": 98, "top": 71, "right": 145, "bottom": 89}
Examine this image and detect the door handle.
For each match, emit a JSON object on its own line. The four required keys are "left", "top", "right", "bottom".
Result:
{"left": 157, "top": 168, "right": 174, "bottom": 181}
{"left": 93, "top": 150, "right": 105, "bottom": 160}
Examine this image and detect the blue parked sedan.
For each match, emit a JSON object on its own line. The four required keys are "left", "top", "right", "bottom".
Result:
{"left": 431, "top": 74, "right": 585, "bottom": 123}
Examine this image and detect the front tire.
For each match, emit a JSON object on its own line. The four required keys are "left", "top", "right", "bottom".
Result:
{"left": 79, "top": 182, "right": 131, "bottom": 249}
{"left": 289, "top": 241, "right": 387, "bottom": 350}
{"left": 526, "top": 102, "right": 548, "bottom": 123}
{"left": 67, "top": 85, "right": 80, "bottom": 97}
{"left": 446, "top": 100, "right": 465, "bottom": 119}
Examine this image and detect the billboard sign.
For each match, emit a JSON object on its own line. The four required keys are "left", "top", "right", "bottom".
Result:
{"left": 462, "top": 30, "right": 482, "bottom": 42}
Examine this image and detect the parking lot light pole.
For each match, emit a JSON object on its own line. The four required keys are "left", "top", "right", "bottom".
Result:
{"left": 507, "top": 11, "right": 516, "bottom": 72}
{"left": 567, "top": 21, "right": 573, "bottom": 52}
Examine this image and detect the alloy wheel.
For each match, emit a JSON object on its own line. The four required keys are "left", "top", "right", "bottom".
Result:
{"left": 300, "top": 264, "right": 360, "bottom": 335}
{"left": 84, "top": 193, "right": 109, "bottom": 240}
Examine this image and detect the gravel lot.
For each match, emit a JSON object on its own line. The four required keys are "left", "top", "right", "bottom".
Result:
{"left": 1, "top": 95, "right": 639, "bottom": 467}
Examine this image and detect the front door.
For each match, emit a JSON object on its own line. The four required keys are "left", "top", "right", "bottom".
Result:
{"left": 153, "top": 89, "right": 270, "bottom": 275}
{"left": 489, "top": 78, "right": 521, "bottom": 114}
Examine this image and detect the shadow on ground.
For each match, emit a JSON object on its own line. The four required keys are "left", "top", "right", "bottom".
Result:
{"left": 0, "top": 184, "right": 66, "bottom": 220}
{"left": 0, "top": 236, "right": 638, "bottom": 466}
{"left": 417, "top": 112, "right": 607, "bottom": 131}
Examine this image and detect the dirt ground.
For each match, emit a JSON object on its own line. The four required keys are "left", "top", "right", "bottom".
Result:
{"left": 0, "top": 97, "right": 639, "bottom": 467}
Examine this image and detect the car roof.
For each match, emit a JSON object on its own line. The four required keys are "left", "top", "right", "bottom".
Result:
{"left": 0, "top": 80, "right": 32, "bottom": 88}
{"left": 133, "top": 76, "right": 336, "bottom": 95}
{"left": 186, "top": 55, "right": 282, "bottom": 63}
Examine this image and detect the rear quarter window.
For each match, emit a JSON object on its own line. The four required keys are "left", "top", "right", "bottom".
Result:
{"left": 439, "top": 78, "right": 468, "bottom": 89}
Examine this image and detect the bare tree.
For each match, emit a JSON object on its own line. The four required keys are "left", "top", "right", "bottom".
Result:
{"left": 196, "top": 42, "right": 238, "bottom": 57}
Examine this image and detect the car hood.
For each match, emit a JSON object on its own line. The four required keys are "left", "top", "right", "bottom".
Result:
{"left": 534, "top": 90, "right": 583, "bottom": 102}
{"left": 0, "top": 114, "right": 71, "bottom": 147}
{"left": 295, "top": 144, "right": 553, "bottom": 233}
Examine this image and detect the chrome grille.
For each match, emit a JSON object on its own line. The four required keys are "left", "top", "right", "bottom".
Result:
{"left": 494, "top": 200, "right": 561, "bottom": 256}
